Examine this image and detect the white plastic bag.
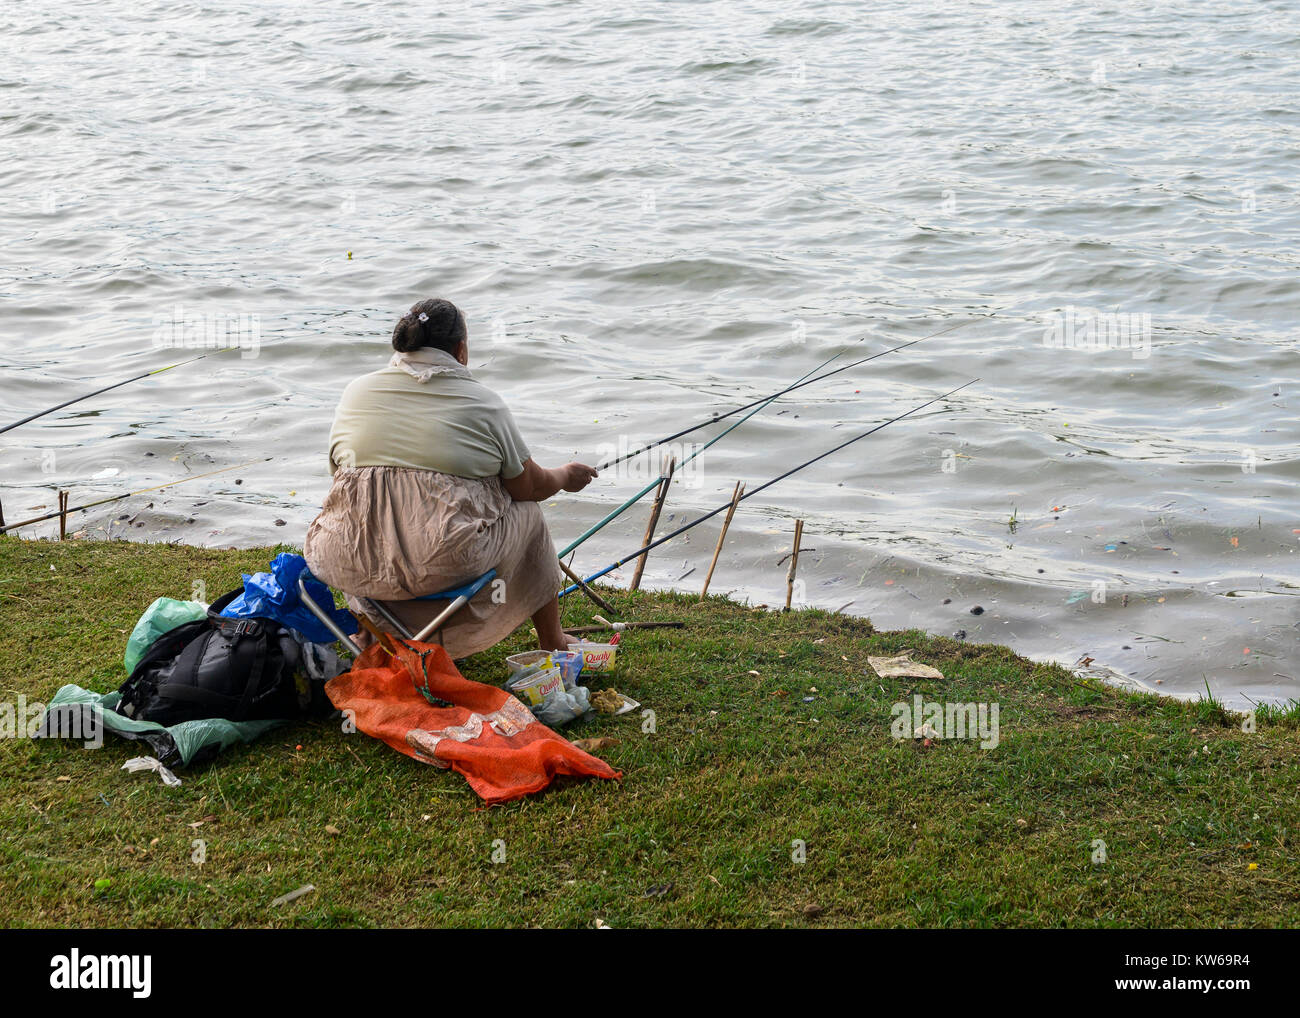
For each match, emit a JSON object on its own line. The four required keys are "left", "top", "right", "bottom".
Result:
{"left": 531, "top": 685, "right": 591, "bottom": 727}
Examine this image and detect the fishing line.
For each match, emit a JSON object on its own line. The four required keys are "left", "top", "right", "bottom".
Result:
{"left": 557, "top": 350, "right": 844, "bottom": 558}
{"left": 561, "top": 379, "right": 979, "bottom": 597}
{"left": 0, "top": 346, "right": 242, "bottom": 436}
{"left": 596, "top": 318, "right": 974, "bottom": 471}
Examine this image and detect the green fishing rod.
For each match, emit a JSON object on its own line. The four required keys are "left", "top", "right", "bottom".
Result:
{"left": 595, "top": 318, "right": 973, "bottom": 472}
{"left": 560, "top": 379, "right": 979, "bottom": 598}
{"left": 0, "top": 346, "right": 240, "bottom": 436}
{"left": 557, "top": 350, "right": 844, "bottom": 559}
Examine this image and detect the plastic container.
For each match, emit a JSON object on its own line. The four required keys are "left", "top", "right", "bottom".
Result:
{"left": 573, "top": 641, "right": 618, "bottom": 673}
{"left": 507, "top": 666, "right": 565, "bottom": 707}
{"left": 506, "top": 650, "right": 553, "bottom": 677}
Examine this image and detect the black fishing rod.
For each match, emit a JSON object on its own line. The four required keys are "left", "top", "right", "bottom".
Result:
{"left": 596, "top": 318, "right": 973, "bottom": 471}
{"left": 0, "top": 347, "right": 240, "bottom": 436}
{"left": 563, "top": 378, "right": 979, "bottom": 596}
{"left": 558, "top": 349, "right": 843, "bottom": 558}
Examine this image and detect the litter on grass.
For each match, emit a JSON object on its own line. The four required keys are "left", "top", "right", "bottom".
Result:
{"left": 271, "top": 884, "right": 315, "bottom": 907}
{"left": 121, "top": 755, "right": 182, "bottom": 787}
{"left": 590, "top": 688, "right": 640, "bottom": 716}
{"left": 504, "top": 650, "right": 592, "bottom": 727}
{"left": 866, "top": 653, "right": 945, "bottom": 680}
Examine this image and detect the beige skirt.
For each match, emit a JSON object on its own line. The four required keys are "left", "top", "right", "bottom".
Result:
{"left": 303, "top": 466, "right": 561, "bottom": 658}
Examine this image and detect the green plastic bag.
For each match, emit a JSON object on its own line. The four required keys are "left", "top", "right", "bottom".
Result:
{"left": 123, "top": 597, "right": 208, "bottom": 675}
{"left": 42, "top": 685, "right": 285, "bottom": 767}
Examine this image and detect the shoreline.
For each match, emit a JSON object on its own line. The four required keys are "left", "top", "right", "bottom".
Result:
{"left": 7, "top": 517, "right": 1263, "bottom": 712}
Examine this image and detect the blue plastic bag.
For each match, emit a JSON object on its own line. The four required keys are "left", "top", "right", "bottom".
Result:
{"left": 219, "top": 553, "right": 356, "bottom": 644}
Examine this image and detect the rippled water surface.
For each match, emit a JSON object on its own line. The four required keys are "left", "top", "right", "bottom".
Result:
{"left": 3, "top": 1, "right": 1297, "bottom": 708}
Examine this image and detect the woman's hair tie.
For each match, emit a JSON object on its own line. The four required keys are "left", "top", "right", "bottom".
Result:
{"left": 418, "top": 312, "right": 429, "bottom": 322}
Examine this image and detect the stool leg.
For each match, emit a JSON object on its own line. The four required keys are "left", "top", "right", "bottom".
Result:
{"left": 366, "top": 599, "right": 415, "bottom": 641}
{"left": 412, "top": 594, "right": 469, "bottom": 644}
{"left": 297, "top": 578, "right": 363, "bottom": 655}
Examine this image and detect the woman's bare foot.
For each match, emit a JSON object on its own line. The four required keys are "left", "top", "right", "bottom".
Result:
{"left": 539, "top": 632, "right": 582, "bottom": 652}
{"left": 531, "top": 596, "right": 571, "bottom": 652}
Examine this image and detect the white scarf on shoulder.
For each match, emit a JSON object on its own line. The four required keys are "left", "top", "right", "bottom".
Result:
{"left": 389, "top": 346, "right": 472, "bottom": 383}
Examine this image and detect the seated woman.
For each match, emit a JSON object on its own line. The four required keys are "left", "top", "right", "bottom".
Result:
{"left": 304, "top": 298, "right": 597, "bottom": 656}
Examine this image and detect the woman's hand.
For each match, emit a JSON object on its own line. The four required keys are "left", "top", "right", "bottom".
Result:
{"left": 559, "top": 462, "right": 598, "bottom": 492}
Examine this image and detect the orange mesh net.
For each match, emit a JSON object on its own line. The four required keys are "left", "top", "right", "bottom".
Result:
{"left": 325, "top": 640, "right": 621, "bottom": 805}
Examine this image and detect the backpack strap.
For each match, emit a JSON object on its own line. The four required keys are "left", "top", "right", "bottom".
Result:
{"left": 212, "top": 616, "right": 262, "bottom": 638}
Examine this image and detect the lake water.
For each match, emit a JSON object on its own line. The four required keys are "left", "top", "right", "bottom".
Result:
{"left": 2, "top": 0, "right": 1296, "bottom": 709}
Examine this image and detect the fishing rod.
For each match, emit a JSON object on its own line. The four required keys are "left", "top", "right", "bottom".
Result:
{"left": 557, "top": 349, "right": 845, "bottom": 559}
{"left": 561, "top": 378, "right": 979, "bottom": 597}
{"left": 0, "top": 347, "right": 241, "bottom": 437}
{"left": 0, "top": 458, "right": 269, "bottom": 534}
{"left": 596, "top": 318, "right": 973, "bottom": 471}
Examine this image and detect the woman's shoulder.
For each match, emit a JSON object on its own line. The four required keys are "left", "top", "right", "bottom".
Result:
{"left": 338, "top": 361, "right": 509, "bottom": 413}
{"left": 467, "top": 377, "right": 510, "bottom": 408}
{"left": 433, "top": 370, "right": 509, "bottom": 411}
{"left": 339, "top": 367, "right": 387, "bottom": 398}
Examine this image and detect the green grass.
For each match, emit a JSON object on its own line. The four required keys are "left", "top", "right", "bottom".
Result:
{"left": 1, "top": 536, "right": 1298, "bottom": 928}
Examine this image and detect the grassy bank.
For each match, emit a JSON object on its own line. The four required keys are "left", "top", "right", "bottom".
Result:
{"left": 1, "top": 536, "right": 1298, "bottom": 928}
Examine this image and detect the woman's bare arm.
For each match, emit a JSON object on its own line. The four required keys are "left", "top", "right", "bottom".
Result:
{"left": 502, "top": 458, "right": 598, "bottom": 501}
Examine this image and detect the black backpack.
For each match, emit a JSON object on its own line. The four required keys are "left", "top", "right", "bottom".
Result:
{"left": 117, "top": 589, "right": 336, "bottom": 726}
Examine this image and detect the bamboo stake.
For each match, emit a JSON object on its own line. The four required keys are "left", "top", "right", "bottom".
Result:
{"left": 630, "top": 455, "right": 676, "bottom": 591}
{"left": 58, "top": 490, "right": 68, "bottom": 540}
{"left": 700, "top": 481, "right": 745, "bottom": 600}
{"left": 558, "top": 559, "right": 617, "bottom": 616}
{"left": 784, "top": 519, "right": 805, "bottom": 612}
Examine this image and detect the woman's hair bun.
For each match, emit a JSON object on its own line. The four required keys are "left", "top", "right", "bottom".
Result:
{"left": 392, "top": 299, "right": 466, "bottom": 354}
